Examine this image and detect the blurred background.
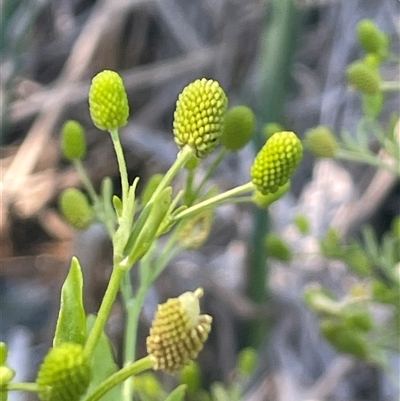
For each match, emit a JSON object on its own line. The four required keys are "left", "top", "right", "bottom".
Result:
{"left": 1, "top": 0, "right": 399, "bottom": 400}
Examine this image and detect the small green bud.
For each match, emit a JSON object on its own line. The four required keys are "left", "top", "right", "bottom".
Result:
{"left": 180, "top": 361, "right": 202, "bottom": 393}
{"left": 304, "top": 126, "right": 338, "bottom": 158}
{"left": 346, "top": 61, "right": 381, "bottom": 95}
{"left": 220, "top": 106, "right": 255, "bottom": 151}
{"left": 263, "top": 122, "right": 284, "bottom": 140}
{"left": 252, "top": 182, "right": 290, "bottom": 208}
{"left": 357, "top": 20, "right": 384, "bottom": 55}
{"left": 0, "top": 366, "right": 15, "bottom": 387}
{"left": 59, "top": 188, "right": 93, "bottom": 230}
{"left": 173, "top": 78, "right": 228, "bottom": 158}
{"left": 0, "top": 343, "right": 7, "bottom": 365}
{"left": 237, "top": 347, "right": 258, "bottom": 376}
{"left": 89, "top": 70, "right": 129, "bottom": 131}
{"left": 36, "top": 343, "right": 91, "bottom": 401}
{"left": 320, "top": 319, "right": 370, "bottom": 359}
{"left": 251, "top": 131, "right": 303, "bottom": 195}
{"left": 293, "top": 214, "right": 310, "bottom": 235}
{"left": 141, "top": 174, "right": 164, "bottom": 204}
{"left": 265, "top": 233, "right": 293, "bottom": 262}
{"left": 61, "top": 120, "right": 86, "bottom": 161}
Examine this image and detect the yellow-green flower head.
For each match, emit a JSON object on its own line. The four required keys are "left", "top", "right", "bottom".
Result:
{"left": 59, "top": 188, "right": 93, "bottom": 230}
{"left": 147, "top": 288, "right": 212, "bottom": 373}
{"left": 220, "top": 105, "right": 255, "bottom": 151}
{"left": 346, "top": 61, "right": 381, "bottom": 95}
{"left": 304, "top": 126, "right": 338, "bottom": 158}
{"left": 61, "top": 120, "right": 87, "bottom": 161}
{"left": 173, "top": 78, "right": 228, "bottom": 158}
{"left": 89, "top": 70, "right": 129, "bottom": 131}
{"left": 251, "top": 131, "right": 303, "bottom": 195}
{"left": 357, "top": 19, "right": 388, "bottom": 59}
{"left": 36, "top": 343, "right": 91, "bottom": 401}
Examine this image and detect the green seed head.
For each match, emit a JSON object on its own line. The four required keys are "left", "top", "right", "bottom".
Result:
{"left": 346, "top": 61, "right": 381, "bottom": 94}
{"left": 251, "top": 131, "right": 303, "bottom": 195}
{"left": 59, "top": 188, "right": 93, "bottom": 230}
{"left": 36, "top": 343, "right": 91, "bottom": 401}
{"left": 61, "top": 120, "right": 87, "bottom": 161}
{"left": 173, "top": 78, "right": 228, "bottom": 158}
{"left": 357, "top": 19, "right": 387, "bottom": 56}
{"left": 304, "top": 126, "right": 338, "bottom": 158}
{"left": 89, "top": 70, "right": 129, "bottom": 131}
{"left": 220, "top": 105, "right": 255, "bottom": 151}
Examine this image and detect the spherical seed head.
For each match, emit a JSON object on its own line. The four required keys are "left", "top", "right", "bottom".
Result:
{"left": 173, "top": 78, "right": 228, "bottom": 158}
{"left": 305, "top": 126, "right": 338, "bottom": 158}
{"left": 357, "top": 19, "right": 384, "bottom": 55}
{"left": 251, "top": 131, "right": 303, "bottom": 195}
{"left": 59, "top": 188, "right": 93, "bottom": 230}
{"left": 220, "top": 105, "right": 255, "bottom": 151}
{"left": 89, "top": 70, "right": 129, "bottom": 131}
{"left": 346, "top": 61, "right": 381, "bottom": 95}
{"left": 147, "top": 288, "right": 212, "bottom": 373}
{"left": 61, "top": 120, "right": 87, "bottom": 161}
{"left": 36, "top": 343, "right": 91, "bottom": 401}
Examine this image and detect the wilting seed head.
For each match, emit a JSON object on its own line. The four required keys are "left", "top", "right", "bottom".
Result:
{"left": 147, "top": 288, "right": 212, "bottom": 373}
{"left": 251, "top": 131, "right": 303, "bottom": 195}
{"left": 89, "top": 70, "right": 129, "bottom": 131}
{"left": 173, "top": 78, "right": 228, "bottom": 158}
{"left": 36, "top": 343, "right": 91, "bottom": 401}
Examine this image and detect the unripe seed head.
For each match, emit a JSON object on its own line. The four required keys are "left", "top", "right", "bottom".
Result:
{"left": 304, "top": 126, "right": 338, "bottom": 158}
{"left": 59, "top": 188, "right": 93, "bottom": 230}
{"left": 220, "top": 106, "right": 255, "bottom": 151}
{"left": 346, "top": 61, "right": 381, "bottom": 94}
{"left": 36, "top": 343, "right": 91, "bottom": 401}
{"left": 147, "top": 288, "right": 212, "bottom": 373}
{"left": 61, "top": 120, "right": 87, "bottom": 161}
{"left": 357, "top": 19, "right": 384, "bottom": 55}
{"left": 251, "top": 131, "right": 303, "bottom": 195}
{"left": 89, "top": 70, "right": 129, "bottom": 131}
{"left": 173, "top": 78, "right": 228, "bottom": 158}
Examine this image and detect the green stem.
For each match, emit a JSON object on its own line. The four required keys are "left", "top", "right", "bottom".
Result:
{"left": 83, "top": 356, "right": 153, "bottom": 401}
{"left": 5, "top": 383, "right": 39, "bottom": 393}
{"left": 173, "top": 182, "right": 254, "bottom": 222}
{"left": 73, "top": 160, "right": 99, "bottom": 204}
{"left": 84, "top": 266, "right": 125, "bottom": 359}
{"left": 381, "top": 81, "right": 400, "bottom": 92}
{"left": 109, "top": 128, "right": 129, "bottom": 205}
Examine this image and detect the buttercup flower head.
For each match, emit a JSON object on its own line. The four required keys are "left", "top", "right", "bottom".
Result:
{"left": 36, "top": 343, "right": 91, "bottom": 401}
{"left": 251, "top": 131, "right": 303, "bottom": 195}
{"left": 89, "top": 70, "right": 129, "bottom": 131}
{"left": 147, "top": 288, "right": 212, "bottom": 372}
{"left": 173, "top": 78, "right": 228, "bottom": 158}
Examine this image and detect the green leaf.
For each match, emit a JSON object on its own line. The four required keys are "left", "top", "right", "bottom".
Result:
{"left": 164, "top": 385, "right": 187, "bottom": 401}
{"left": 53, "top": 257, "right": 86, "bottom": 347}
{"left": 84, "top": 315, "right": 121, "bottom": 400}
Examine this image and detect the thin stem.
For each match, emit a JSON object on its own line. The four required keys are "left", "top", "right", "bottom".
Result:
{"left": 83, "top": 356, "right": 153, "bottom": 401}
{"left": 173, "top": 181, "right": 254, "bottom": 222}
{"left": 5, "top": 383, "right": 39, "bottom": 393}
{"left": 109, "top": 129, "right": 129, "bottom": 205}
{"left": 381, "top": 81, "right": 400, "bottom": 92}
{"left": 73, "top": 160, "right": 99, "bottom": 204}
{"left": 84, "top": 266, "right": 125, "bottom": 359}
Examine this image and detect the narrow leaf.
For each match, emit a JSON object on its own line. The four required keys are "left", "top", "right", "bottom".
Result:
{"left": 164, "top": 385, "right": 187, "bottom": 401}
{"left": 53, "top": 256, "right": 86, "bottom": 347}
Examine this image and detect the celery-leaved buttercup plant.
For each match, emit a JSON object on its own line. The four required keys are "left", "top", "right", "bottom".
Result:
{"left": 1, "top": 72, "right": 303, "bottom": 401}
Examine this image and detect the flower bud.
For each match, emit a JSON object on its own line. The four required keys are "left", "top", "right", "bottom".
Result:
{"left": 36, "top": 343, "right": 91, "bottom": 401}
{"left": 357, "top": 19, "right": 384, "bottom": 55}
{"left": 147, "top": 288, "right": 212, "bottom": 372}
{"left": 304, "top": 126, "right": 338, "bottom": 158}
{"left": 251, "top": 131, "right": 302, "bottom": 195}
{"left": 346, "top": 61, "right": 381, "bottom": 95}
{"left": 89, "top": 70, "right": 129, "bottom": 131}
{"left": 173, "top": 78, "right": 228, "bottom": 158}
{"left": 59, "top": 188, "right": 93, "bottom": 230}
{"left": 61, "top": 120, "right": 87, "bottom": 161}
{"left": 220, "top": 106, "right": 255, "bottom": 151}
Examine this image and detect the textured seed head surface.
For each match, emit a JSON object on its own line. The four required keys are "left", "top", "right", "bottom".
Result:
{"left": 346, "top": 61, "right": 381, "bottom": 94}
{"left": 251, "top": 131, "right": 303, "bottom": 195}
{"left": 89, "top": 70, "right": 129, "bottom": 131}
{"left": 173, "top": 78, "right": 227, "bottom": 158}
{"left": 147, "top": 288, "right": 212, "bottom": 372}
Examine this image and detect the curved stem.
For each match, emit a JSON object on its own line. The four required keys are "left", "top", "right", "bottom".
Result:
{"left": 73, "top": 160, "right": 100, "bottom": 204}
{"left": 83, "top": 356, "right": 153, "bottom": 401}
